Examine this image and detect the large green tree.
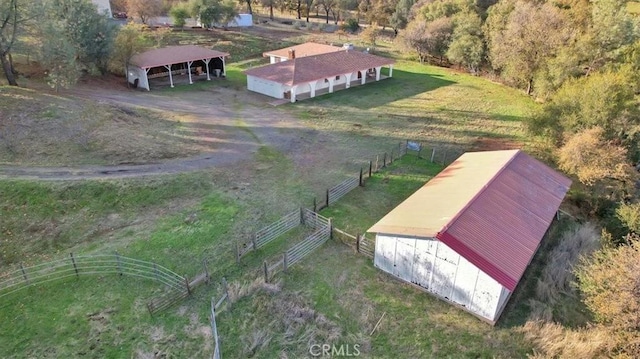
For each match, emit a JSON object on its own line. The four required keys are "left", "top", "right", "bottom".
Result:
{"left": 446, "top": 10, "right": 484, "bottom": 73}
{"left": 485, "top": 0, "right": 570, "bottom": 94}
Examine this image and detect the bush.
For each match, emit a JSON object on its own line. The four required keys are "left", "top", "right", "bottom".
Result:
{"left": 341, "top": 18, "right": 359, "bottom": 33}
{"left": 169, "top": 5, "right": 189, "bottom": 28}
{"left": 293, "top": 20, "right": 303, "bottom": 30}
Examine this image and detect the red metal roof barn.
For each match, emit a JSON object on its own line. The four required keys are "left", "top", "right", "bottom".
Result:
{"left": 368, "top": 149, "right": 571, "bottom": 324}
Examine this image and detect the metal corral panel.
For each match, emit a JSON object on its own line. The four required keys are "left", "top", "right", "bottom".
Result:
{"left": 374, "top": 234, "right": 507, "bottom": 322}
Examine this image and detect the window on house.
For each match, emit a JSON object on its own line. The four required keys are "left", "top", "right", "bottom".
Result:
{"left": 336, "top": 76, "right": 340, "bottom": 80}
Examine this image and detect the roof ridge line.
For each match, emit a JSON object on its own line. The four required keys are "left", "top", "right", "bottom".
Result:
{"left": 437, "top": 149, "right": 521, "bottom": 235}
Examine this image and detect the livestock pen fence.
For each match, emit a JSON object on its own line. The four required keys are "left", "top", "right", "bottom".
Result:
{"left": 312, "top": 140, "right": 463, "bottom": 212}
{"left": 0, "top": 253, "right": 196, "bottom": 315}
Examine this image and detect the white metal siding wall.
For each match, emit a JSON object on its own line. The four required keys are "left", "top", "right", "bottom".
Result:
{"left": 374, "top": 234, "right": 507, "bottom": 322}
{"left": 127, "top": 66, "right": 149, "bottom": 90}
{"left": 247, "top": 76, "right": 283, "bottom": 99}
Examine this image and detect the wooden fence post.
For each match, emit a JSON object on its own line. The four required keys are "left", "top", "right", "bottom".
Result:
{"left": 375, "top": 155, "right": 379, "bottom": 172}
{"left": 251, "top": 234, "right": 257, "bottom": 251}
{"left": 441, "top": 149, "right": 448, "bottom": 164}
{"left": 356, "top": 234, "right": 361, "bottom": 253}
{"left": 313, "top": 197, "right": 317, "bottom": 213}
{"left": 184, "top": 276, "right": 192, "bottom": 295}
{"left": 222, "top": 277, "right": 231, "bottom": 310}
{"left": 115, "top": 251, "right": 122, "bottom": 276}
{"left": 390, "top": 150, "right": 394, "bottom": 164}
{"left": 70, "top": 252, "right": 79, "bottom": 278}
{"left": 283, "top": 252, "right": 288, "bottom": 273}
{"left": 383, "top": 153, "right": 387, "bottom": 167}
{"left": 400, "top": 142, "right": 403, "bottom": 156}
{"left": 417, "top": 143, "right": 422, "bottom": 158}
{"left": 263, "top": 261, "right": 269, "bottom": 283}
{"left": 19, "top": 263, "right": 30, "bottom": 285}
{"left": 235, "top": 241, "right": 241, "bottom": 264}
{"left": 328, "top": 218, "right": 333, "bottom": 240}
{"left": 430, "top": 148, "right": 436, "bottom": 163}
{"left": 300, "top": 207, "right": 304, "bottom": 225}
{"left": 359, "top": 167, "right": 364, "bottom": 187}
{"left": 326, "top": 188, "right": 330, "bottom": 208}
{"left": 203, "top": 259, "right": 210, "bottom": 284}
{"left": 369, "top": 161, "right": 372, "bottom": 177}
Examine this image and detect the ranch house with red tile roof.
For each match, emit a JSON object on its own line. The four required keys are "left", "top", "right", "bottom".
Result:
{"left": 368, "top": 150, "right": 571, "bottom": 324}
{"left": 244, "top": 47, "right": 395, "bottom": 103}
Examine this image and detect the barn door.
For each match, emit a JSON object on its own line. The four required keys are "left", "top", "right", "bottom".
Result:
{"left": 394, "top": 237, "right": 415, "bottom": 282}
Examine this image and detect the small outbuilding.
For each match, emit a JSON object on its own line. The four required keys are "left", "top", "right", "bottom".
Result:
{"left": 368, "top": 150, "right": 571, "bottom": 324}
{"left": 244, "top": 49, "right": 395, "bottom": 103}
{"left": 91, "top": 0, "right": 112, "bottom": 17}
{"left": 127, "top": 45, "right": 229, "bottom": 91}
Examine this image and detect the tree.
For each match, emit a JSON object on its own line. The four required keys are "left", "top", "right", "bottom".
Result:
{"left": 127, "top": 0, "right": 163, "bottom": 24}
{"left": 402, "top": 17, "right": 453, "bottom": 64}
{"left": 44, "top": 0, "right": 117, "bottom": 75}
{"left": 528, "top": 69, "right": 639, "bottom": 149}
{"left": 304, "top": 0, "right": 313, "bottom": 22}
{"left": 108, "top": 23, "right": 149, "bottom": 84}
{"left": 239, "top": 0, "right": 252, "bottom": 14}
{"left": 318, "top": 0, "right": 336, "bottom": 23}
{"left": 0, "top": 0, "right": 33, "bottom": 86}
{"left": 260, "top": 0, "right": 276, "bottom": 20}
{"left": 170, "top": 3, "right": 190, "bottom": 27}
{"left": 575, "top": 237, "right": 640, "bottom": 356}
{"left": 190, "top": 0, "right": 238, "bottom": 28}
{"left": 389, "top": 0, "right": 413, "bottom": 35}
{"left": 40, "top": 20, "right": 80, "bottom": 91}
{"left": 557, "top": 127, "right": 635, "bottom": 196}
{"left": 360, "top": 25, "right": 379, "bottom": 48}
{"left": 485, "top": 1, "right": 570, "bottom": 94}
{"left": 446, "top": 11, "right": 484, "bottom": 73}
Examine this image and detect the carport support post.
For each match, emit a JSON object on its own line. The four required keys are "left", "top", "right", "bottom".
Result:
{"left": 164, "top": 64, "right": 174, "bottom": 88}
{"left": 187, "top": 61, "right": 193, "bottom": 84}
{"left": 221, "top": 57, "right": 226, "bottom": 76}
{"left": 389, "top": 64, "right": 394, "bottom": 77}
{"left": 203, "top": 58, "right": 211, "bottom": 80}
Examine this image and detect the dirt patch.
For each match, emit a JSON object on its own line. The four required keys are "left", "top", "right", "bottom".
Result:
{"left": 471, "top": 137, "right": 523, "bottom": 151}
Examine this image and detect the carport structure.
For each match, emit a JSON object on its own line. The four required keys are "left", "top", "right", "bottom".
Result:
{"left": 128, "top": 45, "right": 229, "bottom": 91}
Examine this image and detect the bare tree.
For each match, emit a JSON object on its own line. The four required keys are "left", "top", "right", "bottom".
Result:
{"left": 126, "top": 0, "right": 163, "bottom": 24}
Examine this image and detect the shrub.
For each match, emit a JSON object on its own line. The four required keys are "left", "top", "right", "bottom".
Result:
{"left": 341, "top": 18, "right": 359, "bottom": 33}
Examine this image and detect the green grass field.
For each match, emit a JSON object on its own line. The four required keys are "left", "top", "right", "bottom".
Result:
{"left": 0, "top": 25, "right": 555, "bottom": 358}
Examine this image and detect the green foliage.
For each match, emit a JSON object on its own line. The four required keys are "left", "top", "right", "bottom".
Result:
{"left": 108, "top": 23, "right": 150, "bottom": 75}
{"left": 419, "top": 0, "right": 474, "bottom": 22}
{"left": 341, "top": 17, "right": 360, "bottom": 33}
{"left": 389, "top": 0, "right": 414, "bottom": 33}
{"left": 575, "top": 237, "right": 640, "bottom": 356}
{"left": 616, "top": 202, "right": 640, "bottom": 234}
{"left": 402, "top": 17, "right": 453, "bottom": 64}
{"left": 40, "top": 21, "right": 80, "bottom": 91}
{"left": 360, "top": 25, "right": 380, "bottom": 47}
{"left": 170, "top": 4, "right": 190, "bottom": 28}
{"left": 189, "top": 0, "right": 238, "bottom": 28}
{"left": 42, "top": 0, "right": 117, "bottom": 74}
{"left": 446, "top": 11, "right": 484, "bottom": 73}
{"left": 485, "top": 1, "right": 570, "bottom": 94}
{"left": 528, "top": 69, "right": 638, "bottom": 146}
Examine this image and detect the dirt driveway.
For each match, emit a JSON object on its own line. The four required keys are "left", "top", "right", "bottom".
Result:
{"left": 0, "top": 80, "right": 319, "bottom": 180}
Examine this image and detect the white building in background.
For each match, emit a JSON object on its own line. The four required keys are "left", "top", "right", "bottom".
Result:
{"left": 368, "top": 150, "right": 571, "bottom": 324}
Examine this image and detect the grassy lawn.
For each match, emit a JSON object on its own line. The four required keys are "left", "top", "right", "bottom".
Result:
{"left": 291, "top": 60, "right": 537, "bottom": 152}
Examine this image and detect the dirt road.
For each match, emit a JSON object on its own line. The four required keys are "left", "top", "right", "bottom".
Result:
{"left": 0, "top": 81, "right": 315, "bottom": 180}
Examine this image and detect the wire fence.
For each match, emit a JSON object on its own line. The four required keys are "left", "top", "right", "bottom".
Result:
{"left": 210, "top": 278, "right": 230, "bottom": 359}
{"left": 333, "top": 228, "right": 375, "bottom": 259}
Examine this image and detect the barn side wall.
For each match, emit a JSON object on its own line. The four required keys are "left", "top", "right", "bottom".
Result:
{"left": 374, "top": 234, "right": 508, "bottom": 322}
{"left": 247, "top": 75, "right": 283, "bottom": 99}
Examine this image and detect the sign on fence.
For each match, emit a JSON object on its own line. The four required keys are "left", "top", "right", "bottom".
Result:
{"left": 407, "top": 141, "right": 421, "bottom": 151}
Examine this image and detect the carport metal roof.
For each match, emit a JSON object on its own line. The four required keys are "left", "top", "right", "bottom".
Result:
{"left": 131, "top": 45, "right": 229, "bottom": 69}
